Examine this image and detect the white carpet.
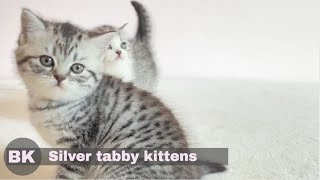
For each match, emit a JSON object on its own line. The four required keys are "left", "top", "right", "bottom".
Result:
{"left": 0, "top": 78, "right": 318, "bottom": 179}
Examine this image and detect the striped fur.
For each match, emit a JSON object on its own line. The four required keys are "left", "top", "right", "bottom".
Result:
{"left": 15, "top": 7, "right": 225, "bottom": 179}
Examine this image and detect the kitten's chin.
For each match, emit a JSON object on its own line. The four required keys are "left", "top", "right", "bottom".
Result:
{"left": 29, "top": 84, "right": 90, "bottom": 102}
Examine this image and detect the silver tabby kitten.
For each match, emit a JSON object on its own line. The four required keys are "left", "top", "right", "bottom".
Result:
{"left": 15, "top": 8, "right": 225, "bottom": 179}
{"left": 93, "top": 1, "right": 158, "bottom": 92}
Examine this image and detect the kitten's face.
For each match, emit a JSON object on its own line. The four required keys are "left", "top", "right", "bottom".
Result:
{"left": 15, "top": 9, "right": 114, "bottom": 101}
{"left": 105, "top": 34, "right": 132, "bottom": 62}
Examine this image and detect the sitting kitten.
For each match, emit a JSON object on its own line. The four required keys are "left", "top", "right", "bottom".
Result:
{"left": 15, "top": 8, "right": 225, "bottom": 179}
{"left": 93, "top": 1, "right": 158, "bottom": 92}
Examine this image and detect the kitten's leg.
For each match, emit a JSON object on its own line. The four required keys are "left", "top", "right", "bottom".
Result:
{"left": 56, "top": 164, "right": 86, "bottom": 179}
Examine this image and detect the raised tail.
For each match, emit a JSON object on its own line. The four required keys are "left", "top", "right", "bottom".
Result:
{"left": 131, "top": 1, "right": 152, "bottom": 45}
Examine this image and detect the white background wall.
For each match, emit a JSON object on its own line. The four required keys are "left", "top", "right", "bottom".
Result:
{"left": 0, "top": 0, "right": 319, "bottom": 82}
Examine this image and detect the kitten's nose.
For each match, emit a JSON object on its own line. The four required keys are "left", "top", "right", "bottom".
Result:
{"left": 116, "top": 50, "right": 122, "bottom": 56}
{"left": 54, "top": 75, "right": 66, "bottom": 84}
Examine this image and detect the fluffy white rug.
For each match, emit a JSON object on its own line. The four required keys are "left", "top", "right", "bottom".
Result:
{"left": 0, "top": 78, "right": 318, "bottom": 179}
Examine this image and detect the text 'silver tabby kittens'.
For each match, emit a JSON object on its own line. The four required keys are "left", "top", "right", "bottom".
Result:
{"left": 15, "top": 7, "right": 225, "bottom": 180}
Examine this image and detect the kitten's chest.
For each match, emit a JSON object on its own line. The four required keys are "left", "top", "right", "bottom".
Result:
{"left": 30, "top": 111, "right": 74, "bottom": 147}
{"left": 105, "top": 60, "right": 134, "bottom": 82}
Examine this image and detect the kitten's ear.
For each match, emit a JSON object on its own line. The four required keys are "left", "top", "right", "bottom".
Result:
{"left": 21, "top": 9, "right": 46, "bottom": 33}
{"left": 119, "top": 23, "right": 128, "bottom": 31}
{"left": 90, "top": 31, "right": 117, "bottom": 50}
{"left": 118, "top": 23, "right": 128, "bottom": 33}
{"left": 19, "top": 9, "right": 46, "bottom": 45}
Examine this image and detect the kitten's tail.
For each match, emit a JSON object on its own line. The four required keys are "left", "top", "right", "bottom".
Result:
{"left": 131, "top": 1, "right": 152, "bottom": 45}
{"left": 199, "top": 161, "right": 227, "bottom": 176}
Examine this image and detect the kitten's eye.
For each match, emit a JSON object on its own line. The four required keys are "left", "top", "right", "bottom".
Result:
{"left": 120, "top": 42, "right": 127, "bottom": 49}
{"left": 108, "top": 44, "right": 112, "bottom": 50}
{"left": 39, "top": 55, "right": 54, "bottom": 67}
{"left": 70, "top": 63, "right": 85, "bottom": 74}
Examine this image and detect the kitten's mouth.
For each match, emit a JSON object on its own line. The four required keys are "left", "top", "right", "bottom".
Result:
{"left": 55, "top": 83, "right": 64, "bottom": 89}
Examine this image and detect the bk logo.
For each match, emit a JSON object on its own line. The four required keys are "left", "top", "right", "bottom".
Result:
{"left": 8, "top": 150, "right": 35, "bottom": 163}
{"left": 4, "top": 138, "right": 41, "bottom": 175}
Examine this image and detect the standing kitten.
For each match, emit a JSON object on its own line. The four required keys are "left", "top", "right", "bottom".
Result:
{"left": 15, "top": 9, "right": 225, "bottom": 179}
{"left": 94, "top": 1, "right": 158, "bottom": 92}
{"left": 104, "top": 24, "right": 135, "bottom": 82}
